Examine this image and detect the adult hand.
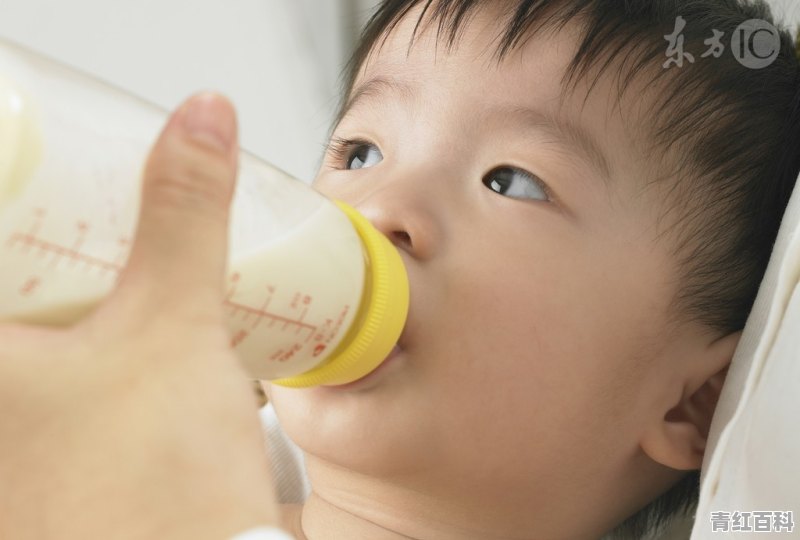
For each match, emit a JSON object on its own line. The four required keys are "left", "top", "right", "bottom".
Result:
{"left": 0, "top": 93, "right": 280, "bottom": 539}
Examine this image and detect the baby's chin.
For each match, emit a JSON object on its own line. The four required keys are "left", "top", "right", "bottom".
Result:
{"left": 267, "top": 380, "right": 438, "bottom": 477}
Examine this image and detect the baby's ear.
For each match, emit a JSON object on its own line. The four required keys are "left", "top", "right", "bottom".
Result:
{"left": 639, "top": 331, "right": 742, "bottom": 471}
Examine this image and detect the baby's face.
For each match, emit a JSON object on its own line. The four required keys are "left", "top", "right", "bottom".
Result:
{"left": 268, "top": 4, "right": 712, "bottom": 535}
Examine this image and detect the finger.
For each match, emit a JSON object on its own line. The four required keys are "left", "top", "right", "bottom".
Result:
{"left": 114, "top": 92, "right": 239, "bottom": 318}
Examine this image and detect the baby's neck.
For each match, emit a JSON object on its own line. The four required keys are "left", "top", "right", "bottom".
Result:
{"left": 281, "top": 493, "right": 416, "bottom": 540}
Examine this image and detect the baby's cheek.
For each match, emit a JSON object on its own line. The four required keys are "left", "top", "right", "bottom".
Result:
{"left": 435, "top": 272, "right": 622, "bottom": 412}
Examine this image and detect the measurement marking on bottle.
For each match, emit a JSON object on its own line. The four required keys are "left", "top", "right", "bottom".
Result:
{"left": 68, "top": 221, "right": 89, "bottom": 267}
{"left": 296, "top": 308, "right": 308, "bottom": 334}
{"left": 5, "top": 232, "right": 123, "bottom": 275}
{"left": 18, "top": 276, "right": 41, "bottom": 296}
{"left": 4, "top": 209, "right": 125, "bottom": 276}
{"left": 250, "top": 295, "right": 273, "bottom": 330}
{"left": 6, "top": 211, "right": 337, "bottom": 351}
{"left": 224, "top": 299, "right": 318, "bottom": 333}
{"left": 225, "top": 276, "right": 319, "bottom": 341}
{"left": 230, "top": 329, "right": 249, "bottom": 348}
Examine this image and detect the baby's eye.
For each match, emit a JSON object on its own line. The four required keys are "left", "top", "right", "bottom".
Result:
{"left": 347, "top": 143, "right": 383, "bottom": 170}
{"left": 482, "top": 167, "right": 550, "bottom": 202}
{"left": 327, "top": 137, "right": 384, "bottom": 170}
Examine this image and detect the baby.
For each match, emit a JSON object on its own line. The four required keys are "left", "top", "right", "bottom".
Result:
{"left": 263, "top": 0, "right": 800, "bottom": 538}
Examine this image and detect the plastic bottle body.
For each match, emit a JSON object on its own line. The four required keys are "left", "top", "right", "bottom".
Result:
{"left": 0, "top": 38, "right": 407, "bottom": 387}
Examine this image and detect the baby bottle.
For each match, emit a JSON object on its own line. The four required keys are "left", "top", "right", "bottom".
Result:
{"left": 0, "top": 38, "right": 408, "bottom": 388}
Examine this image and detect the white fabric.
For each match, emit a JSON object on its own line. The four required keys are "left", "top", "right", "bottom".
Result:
{"left": 690, "top": 172, "right": 800, "bottom": 539}
{"left": 259, "top": 403, "right": 311, "bottom": 505}
{"left": 229, "top": 526, "right": 295, "bottom": 540}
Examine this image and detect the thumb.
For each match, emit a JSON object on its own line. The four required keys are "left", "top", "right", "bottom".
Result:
{"left": 117, "top": 92, "right": 239, "bottom": 318}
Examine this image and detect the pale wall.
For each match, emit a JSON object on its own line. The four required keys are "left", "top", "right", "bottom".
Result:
{"left": 0, "top": 0, "right": 352, "bottom": 182}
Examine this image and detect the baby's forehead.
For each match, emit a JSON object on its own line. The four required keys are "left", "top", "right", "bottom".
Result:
{"left": 372, "top": 7, "right": 659, "bottom": 114}
{"left": 349, "top": 10, "right": 658, "bottom": 188}
{"left": 350, "top": 2, "right": 670, "bottom": 150}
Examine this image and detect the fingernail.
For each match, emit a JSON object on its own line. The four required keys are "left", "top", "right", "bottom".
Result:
{"left": 181, "top": 92, "right": 236, "bottom": 152}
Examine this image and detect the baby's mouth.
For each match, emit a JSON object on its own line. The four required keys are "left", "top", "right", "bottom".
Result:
{"left": 322, "top": 287, "right": 413, "bottom": 391}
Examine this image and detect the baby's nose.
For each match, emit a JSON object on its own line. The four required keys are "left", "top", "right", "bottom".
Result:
{"left": 353, "top": 189, "right": 439, "bottom": 261}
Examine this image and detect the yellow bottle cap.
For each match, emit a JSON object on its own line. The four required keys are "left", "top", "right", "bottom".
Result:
{"left": 271, "top": 200, "right": 409, "bottom": 388}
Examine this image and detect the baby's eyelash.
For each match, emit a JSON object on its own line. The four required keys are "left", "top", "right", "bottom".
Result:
{"left": 325, "top": 136, "right": 372, "bottom": 168}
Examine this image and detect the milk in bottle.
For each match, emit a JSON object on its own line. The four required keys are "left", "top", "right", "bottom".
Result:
{"left": 0, "top": 38, "right": 409, "bottom": 388}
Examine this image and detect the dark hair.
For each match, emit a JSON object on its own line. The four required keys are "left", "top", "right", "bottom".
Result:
{"left": 335, "top": 1, "right": 800, "bottom": 538}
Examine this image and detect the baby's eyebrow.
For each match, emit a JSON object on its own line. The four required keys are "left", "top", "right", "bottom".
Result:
{"left": 499, "top": 106, "right": 613, "bottom": 184}
{"left": 340, "top": 75, "right": 612, "bottom": 185}
{"left": 337, "top": 75, "right": 416, "bottom": 128}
